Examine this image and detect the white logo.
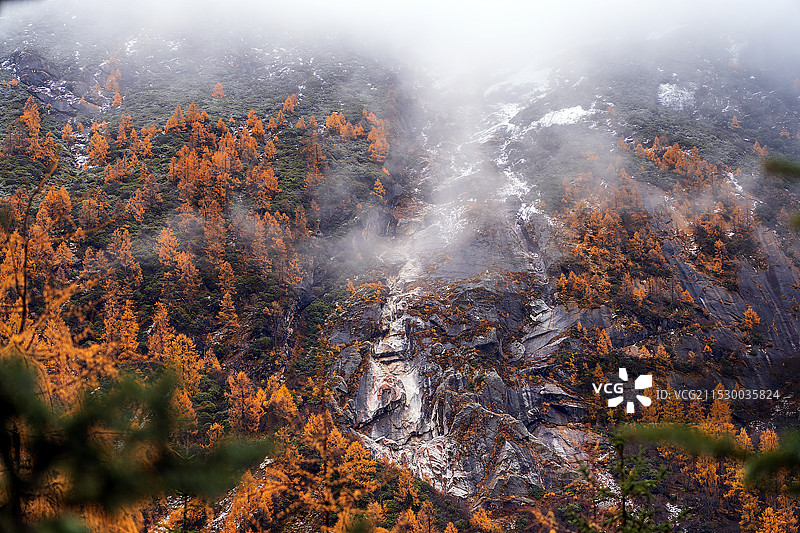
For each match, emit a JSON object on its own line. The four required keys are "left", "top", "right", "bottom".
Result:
{"left": 592, "top": 368, "right": 653, "bottom": 413}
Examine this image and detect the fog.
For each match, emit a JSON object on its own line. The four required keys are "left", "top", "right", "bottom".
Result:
{"left": 3, "top": 0, "right": 800, "bottom": 276}
{"left": 2, "top": 0, "right": 800, "bottom": 86}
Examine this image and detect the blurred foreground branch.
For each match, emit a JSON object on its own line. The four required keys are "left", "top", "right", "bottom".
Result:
{"left": 0, "top": 356, "right": 272, "bottom": 533}
{"left": 764, "top": 157, "right": 800, "bottom": 230}
{"left": 618, "top": 423, "right": 800, "bottom": 494}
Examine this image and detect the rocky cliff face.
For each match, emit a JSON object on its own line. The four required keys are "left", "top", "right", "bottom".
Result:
{"left": 329, "top": 210, "right": 591, "bottom": 502}
{"left": 327, "top": 30, "right": 800, "bottom": 506}
{"left": 2, "top": 49, "right": 113, "bottom": 114}
{"left": 324, "top": 87, "right": 616, "bottom": 504}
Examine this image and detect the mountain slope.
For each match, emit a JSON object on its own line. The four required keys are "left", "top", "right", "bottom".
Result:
{"left": 2, "top": 9, "right": 800, "bottom": 532}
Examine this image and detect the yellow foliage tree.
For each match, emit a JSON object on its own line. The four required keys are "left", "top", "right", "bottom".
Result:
{"left": 395, "top": 468, "right": 419, "bottom": 507}
{"left": 742, "top": 305, "right": 761, "bottom": 337}
{"left": 267, "top": 384, "right": 298, "bottom": 423}
{"left": 372, "top": 178, "right": 386, "bottom": 201}
{"left": 703, "top": 383, "right": 735, "bottom": 436}
{"left": 162, "top": 333, "right": 202, "bottom": 393}
{"left": 87, "top": 130, "right": 109, "bottom": 166}
{"left": 470, "top": 508, "right": 499, "bottom": 532}
{"left": 342, "top": 441, "right": 378, "bottom": 494}
{"left": 147, "top": 301, "right": 174, "bottom": 358}
{"left": 597, "top": 328, "right": 613, "bottom": 357}
{"left": 264, "top": 139, "right": 277, "bottom": 161}
{"left": 283, "top": 93, "right": 299, "bottom": 114}
{"left": 226, "top": 370, "right": 262, "bottom": 433}
{"left": 217, "top": 291, "right": 241, "bottom": 344}
{"left": 247, "top": 109, "right": 265, "bottom": 142}
{"left": 759, "top": 428, "right": 779, "bottom": 452}
{"left": 212, "top": 82, "right": 225, "bottom": 98}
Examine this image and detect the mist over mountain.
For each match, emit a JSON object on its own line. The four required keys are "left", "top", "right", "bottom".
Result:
{"left": 2, "top": 1, "right": 800, "bottom": 532}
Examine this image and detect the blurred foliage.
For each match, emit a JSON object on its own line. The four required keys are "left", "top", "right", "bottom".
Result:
{"left": 764, "top": 158, "right": 800, "bottom": 230}
{"left": 619, "top": 423, "right": 800, "bottom": 494}
{"left": 0, "top": 355, "right": 271, "bottom": 533}
{"left": 566, "top": 432, "right": 685, "bottom": 533}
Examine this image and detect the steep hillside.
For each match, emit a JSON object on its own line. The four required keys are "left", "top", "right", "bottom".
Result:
{"left": 324, "top": 27, "right": 800, "bottom": 531}
{"left": 2, "top": 7, "right": 800, "bottom": 533}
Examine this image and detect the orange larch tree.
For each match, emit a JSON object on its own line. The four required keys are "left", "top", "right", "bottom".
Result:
{"left": 742, "top": 305, "right": 761, "bottom": 338}
{"left": 164, "top": 104, "right": 186, "bottom": 134}
{"left": 87, "top": 130, "right": 110, "bottom": 166}
{"left": 138, "top": 162, "right": 162, "bottom": 207}
{"left": 202, "top": 199, "right": 227, "bottom": 265}
{"left": 108, "top": 226, "right": 143, "bottom": 286}
{"left": 147, "top": 301, "right": 175, "bottom": 359}
{"left": 597, "top": 328, "right": 613, "bottom": 357}
{"left": 217, "top": 290, "right": 240, "bottom": 330}
{"left": 248, "top": 162, "right": 280, "bottom": 213}
{"left": 103, "top": 157, "right": 131, "bottom": 184}
{"left": 61, "top": 123, "right": 75, "bottom": 144}
{"left": 264, "top": 139, "right": 277, "bottom": 162}
{"left": 51, "top": 242, "right": 77, "bottom": 286}
{"left": 282, "top": 93, "right": 299, "bottom": 114}
{"left": 115, "top": 120, "right": 129, "bottom": 148}
{"left": 184, "top": 102, "right": 204, "bottom": 127}
{"left": 137, "top": 127, "right": 154, "bottom": 158}
{"left": 174, "top": 251, "right": 202, "bottom": 301}
{"left": 239, "top": 127, "right": 259, "bottom": 168}
{"left": 156, "top": 226, "right": 180, "bottom": 269}
{"left": 103, "top": 298, "right": 140, "bottom": 364}
{"left": 214, "top": 130, "right": 242, "bottom": 175}
{"left": 189, "top": 121, "right": 214, "bottom": 150}
{"left": 340, "top": 121, "right": 355, "bottom": 140}
{"left": 218, "top": 260, "right": 236, "bottom": 296}
{"left": 162, "top": 333, "right": 203, "bottom": 393}
{"left": 104, "top": 69, "right": 120, "bottom": 93}
{"left": 266, "top": 384, "right": 298, "bottom": 425}
{"left": 368, "top": 133, "right": 389, "bottom": 163}
{"left": 470, "top": 508, "right": 498, "bottom": 533}
{"left": 246, "top": 109, "right": 265, "bottom": 142}
{"left": 19, "top": 96, "right": 44, "bottom": 160}
{"left": 326, "top": 112, "right": 343, "bottom": 135}
{"left": 302, "top": 130, "right": 326, "bottom": 173}
{"left": 77, "top": 191, "right": 109, "bottom": 233}
{"left": 211, "top": 82, "right": 225, "bottom": 98}
{"left": 35, "top": 186, "right": 72, "bottom": 233}
{"left": 125, "top": 188, "right": 145, "bottom": 223}
{"left": 372, "top": 178, "right": 386, "bottom": 201}
{"left": 226, "top": 370, "right": 261, "bottom": 433}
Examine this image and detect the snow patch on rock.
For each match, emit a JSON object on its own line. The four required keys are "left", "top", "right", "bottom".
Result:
{"left": 658, "top": 83, "right": 695, "bottom": 111}
{"left": 531, "top": 105, "right": 594, "bottom": 128}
